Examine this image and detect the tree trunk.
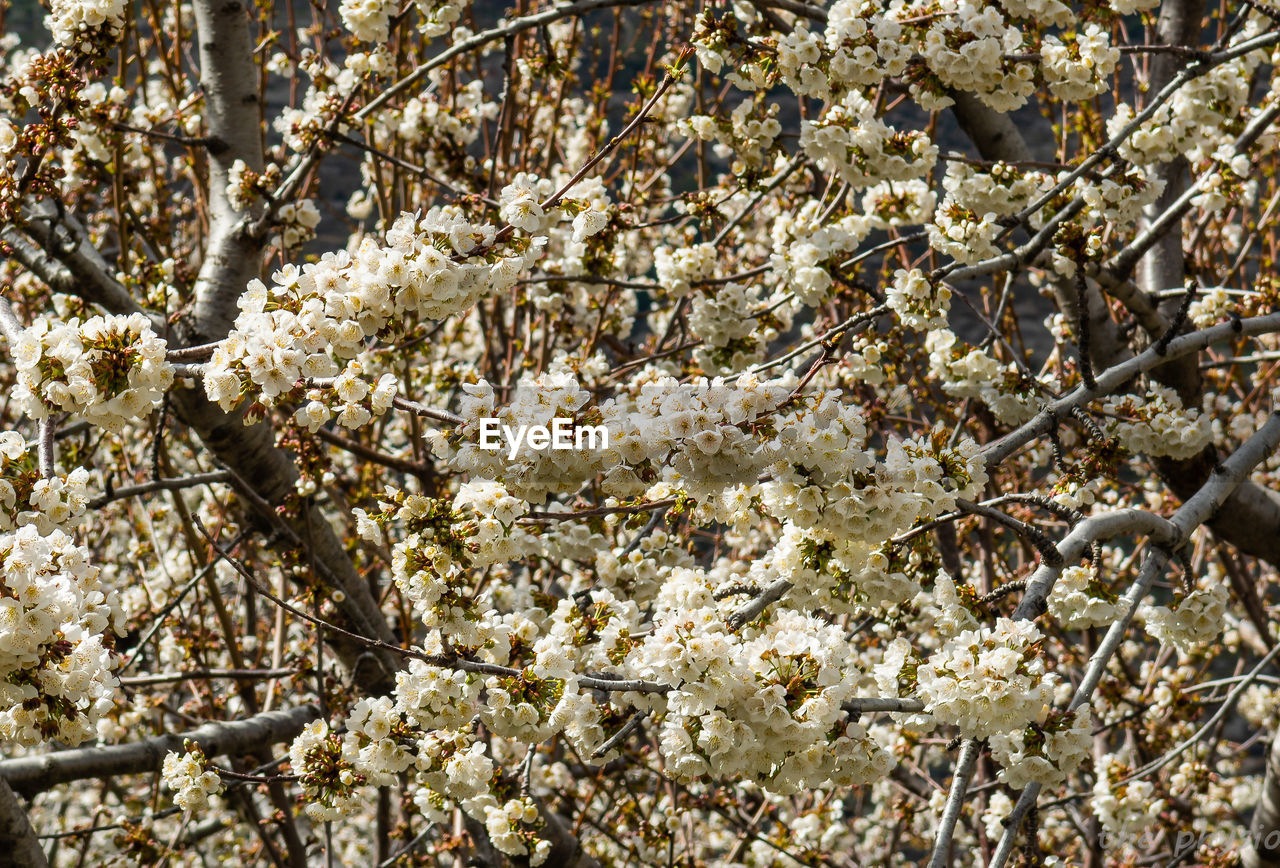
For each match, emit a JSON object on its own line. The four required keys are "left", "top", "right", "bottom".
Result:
{"left": 0, "top": 779, "right": 47, "bottom": 868}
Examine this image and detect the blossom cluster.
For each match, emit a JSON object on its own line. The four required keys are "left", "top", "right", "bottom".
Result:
{"left": 284, "top": 693, "right": 555, "bottom": 863}
{"left": 929, "top": 200, "right": 1004, "bottom": 264}
{"left": 941, "top": 160, "right": 1049, "bottom": 221}
{"left": 913, "top": 618, "right": 1056, "bottom": 739}
{"left": 1142, "top": 583, "right": 1229, "bottom": 658}
{"left": 289, "top": 719, "right": 366, "bottom": 822}
{"left": 921, "top": 572, "right": 981, "bottom": 638}
{"left": 353, "top": 389, "right": 991, "bottom": 804}
{"left": 653, "top": 242, "right": 718, "bottom": 297}
{"left": 680, "top": 100, "right": 784, "bottom": 173}
{"left": 1092, "top": 750, "right": 1166, "bottom": 838}
{"left": 1188, "top": 288, "right": 1238, "bottom": 328}
{"left": 429, "top": 368, "right": 784, "bottom": 505}
{"left": 1107, "top": 46, "right": 1265, "bottom": 167}
{"left": 161, "top": 743, "right": 224, "bottom": 813}
{"left": 296, "top": 365, "right": 398, "bottom": 432}
{"left": 1048, "top": 564, "right": 1123, "bottom": 630}
{"left": 1040, "top": 25, "right": 1118, "bottom": 102}
{"left": 773, "top": 27, "right": 827, "bottom": 99}
{"left": 632, "top": 572, "right": 897, "bottom": 793}
{"left": 267, "top": 48, "right": 365, "bottom": 157}
{"left": 203, "top": 208, "right": 542, "bottom": 416}
{"left": 47, "top": 0, "right": 125, "bottom": 50}
{"left": 989, "top": 705, "right": 1092, "bottom": 789}
{"left": 687, "top": 281, "right": 778, "bottom": 373}
{"left": 415, "top": 0, "right": 468, "bottom": 38}
{"left": 927, "top": 330, "right": 1043, "bottom": 425}
{"left": 886, "top": 268, "right": 951, "bottom": 331}
{"left": 768, "top": 199, "right": 871, "bottom": 306}
{"left": 799, "top": 92, "right": 938, "bottom": 190}
{"left": 1076, "top": 166, "right": 1165, "bottom": 232}
{"left": 758, "top": 408, "right": 988, "bottom": 555}
{"left": 338, "top": 0, "right": 395, "bottom": 43}
{"left": 0, "top": 433, "right": 91, "bottom": 534}
{"left": 862, "top": 178, "right": 937, "bottom": 229}
{"left": 692, "top": 0, "right": 1146, "bottom": 124}
{"left": 13, "top": 312, "right": 173, "bottom": 433}
{"left": 1101, "top": 385, "right": 1213, "bottom": 460}
{"left": 0, "top": 526, "right": 122, "bottom": 745}
{"left": 276, "top": 198, "right": 323, "bottom": 249}
{"left": 356, "top": 482, "right": 540, "bottom": 649}
{"left": 824, "top": 1, "right": 911, "bottom": 90}
{"left": 360, "top": 397, "right": 991, "bottom": 800}
{"left": 874, "top": 606, "right": 1090, "bottom": 790}
{"left": 909, "top": 2, "right": 1035, "bottom": 112}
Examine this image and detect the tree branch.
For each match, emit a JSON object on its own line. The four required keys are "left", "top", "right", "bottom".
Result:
{"left": 189, "top": 0, "right": 265, "bottom": 341}
{"left": 89, "top": 471, "right": 233, "bottom": 509}
{"left": 0, "top": 705, "right": 320, "bottom": 798}
{"left": 0, "top": 779, "right": 48, "bottom": 868}
{"left": 992, "top": 411, "right": 1280, "bottom": 868}
{"left": 2, "top": 220, "right": 146, "bottom": 319}
{"left": 928, "top": 738, "right": 982, "bottom": 868}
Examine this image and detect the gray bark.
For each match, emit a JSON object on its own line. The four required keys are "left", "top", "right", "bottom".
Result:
{"left": 0, "top": 779, "right": 47, "bottom": 868}
{"left": 1135, "top": 0, "right": 1204, "bottom": 404}
{"left": 0, "top": 705, "right": 319, "bottom": 799}
{"left": 991, "top": 412, "right": 1280, "bottom": 868}
{"left": 3, "top": 211, "right": 147, "bottom": 319}
{"left": 538, "top": 804, "right": 603, "bottom": 868}
{"left": 190, "top": 0, "right": 266, "bottom": 342}
{"left": 952, "top": 57, "right": 1280, "bottom": 865}
{"left": 948, "top": 92, "right": 1035, "bottom": 164}
{"left": 1247, "top": 735, "right": 1280, "bottom": 868}
{"left": 181, "top": 0, "right": 397, "bottom": 678}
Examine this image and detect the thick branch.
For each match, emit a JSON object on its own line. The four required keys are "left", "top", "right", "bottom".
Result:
{"left": 3, "top": 219, "right": 145, "bottom": 318}
{"left": 928, "top": 739, "right": 982, "bottom": 868}
{"left": 0, "top": 705, "right": 319, "bottom": 798}
{"left": 948, "top": 92, "right": 1035, "bottom": 164}
{"left": 538, "top": 806, "right": 603, "bottom": 868}
{"left": 0, "top": 779, "right": 47, "bottom": 868}
{"left": 1247, "top": 734, "right": 1280, "bottom": 868}
{"left": 190, "top": 0, "right": 265, "bottom": 340}
{"left": 983, "top": 311, "right": 1280, "bottom": 466}
{"left": 1129, "top": 0, "right": 1203, "bottom": 321}
{"left": 980, "top": 309, "right": 1280, "bottom": 568}
{"left": 1011, "top": 508, "right": 1178, "bottom": 620}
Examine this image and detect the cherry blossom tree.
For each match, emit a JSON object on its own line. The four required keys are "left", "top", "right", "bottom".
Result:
{"left": 1, "top": 0, "right": 1280, "bottom": 864}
